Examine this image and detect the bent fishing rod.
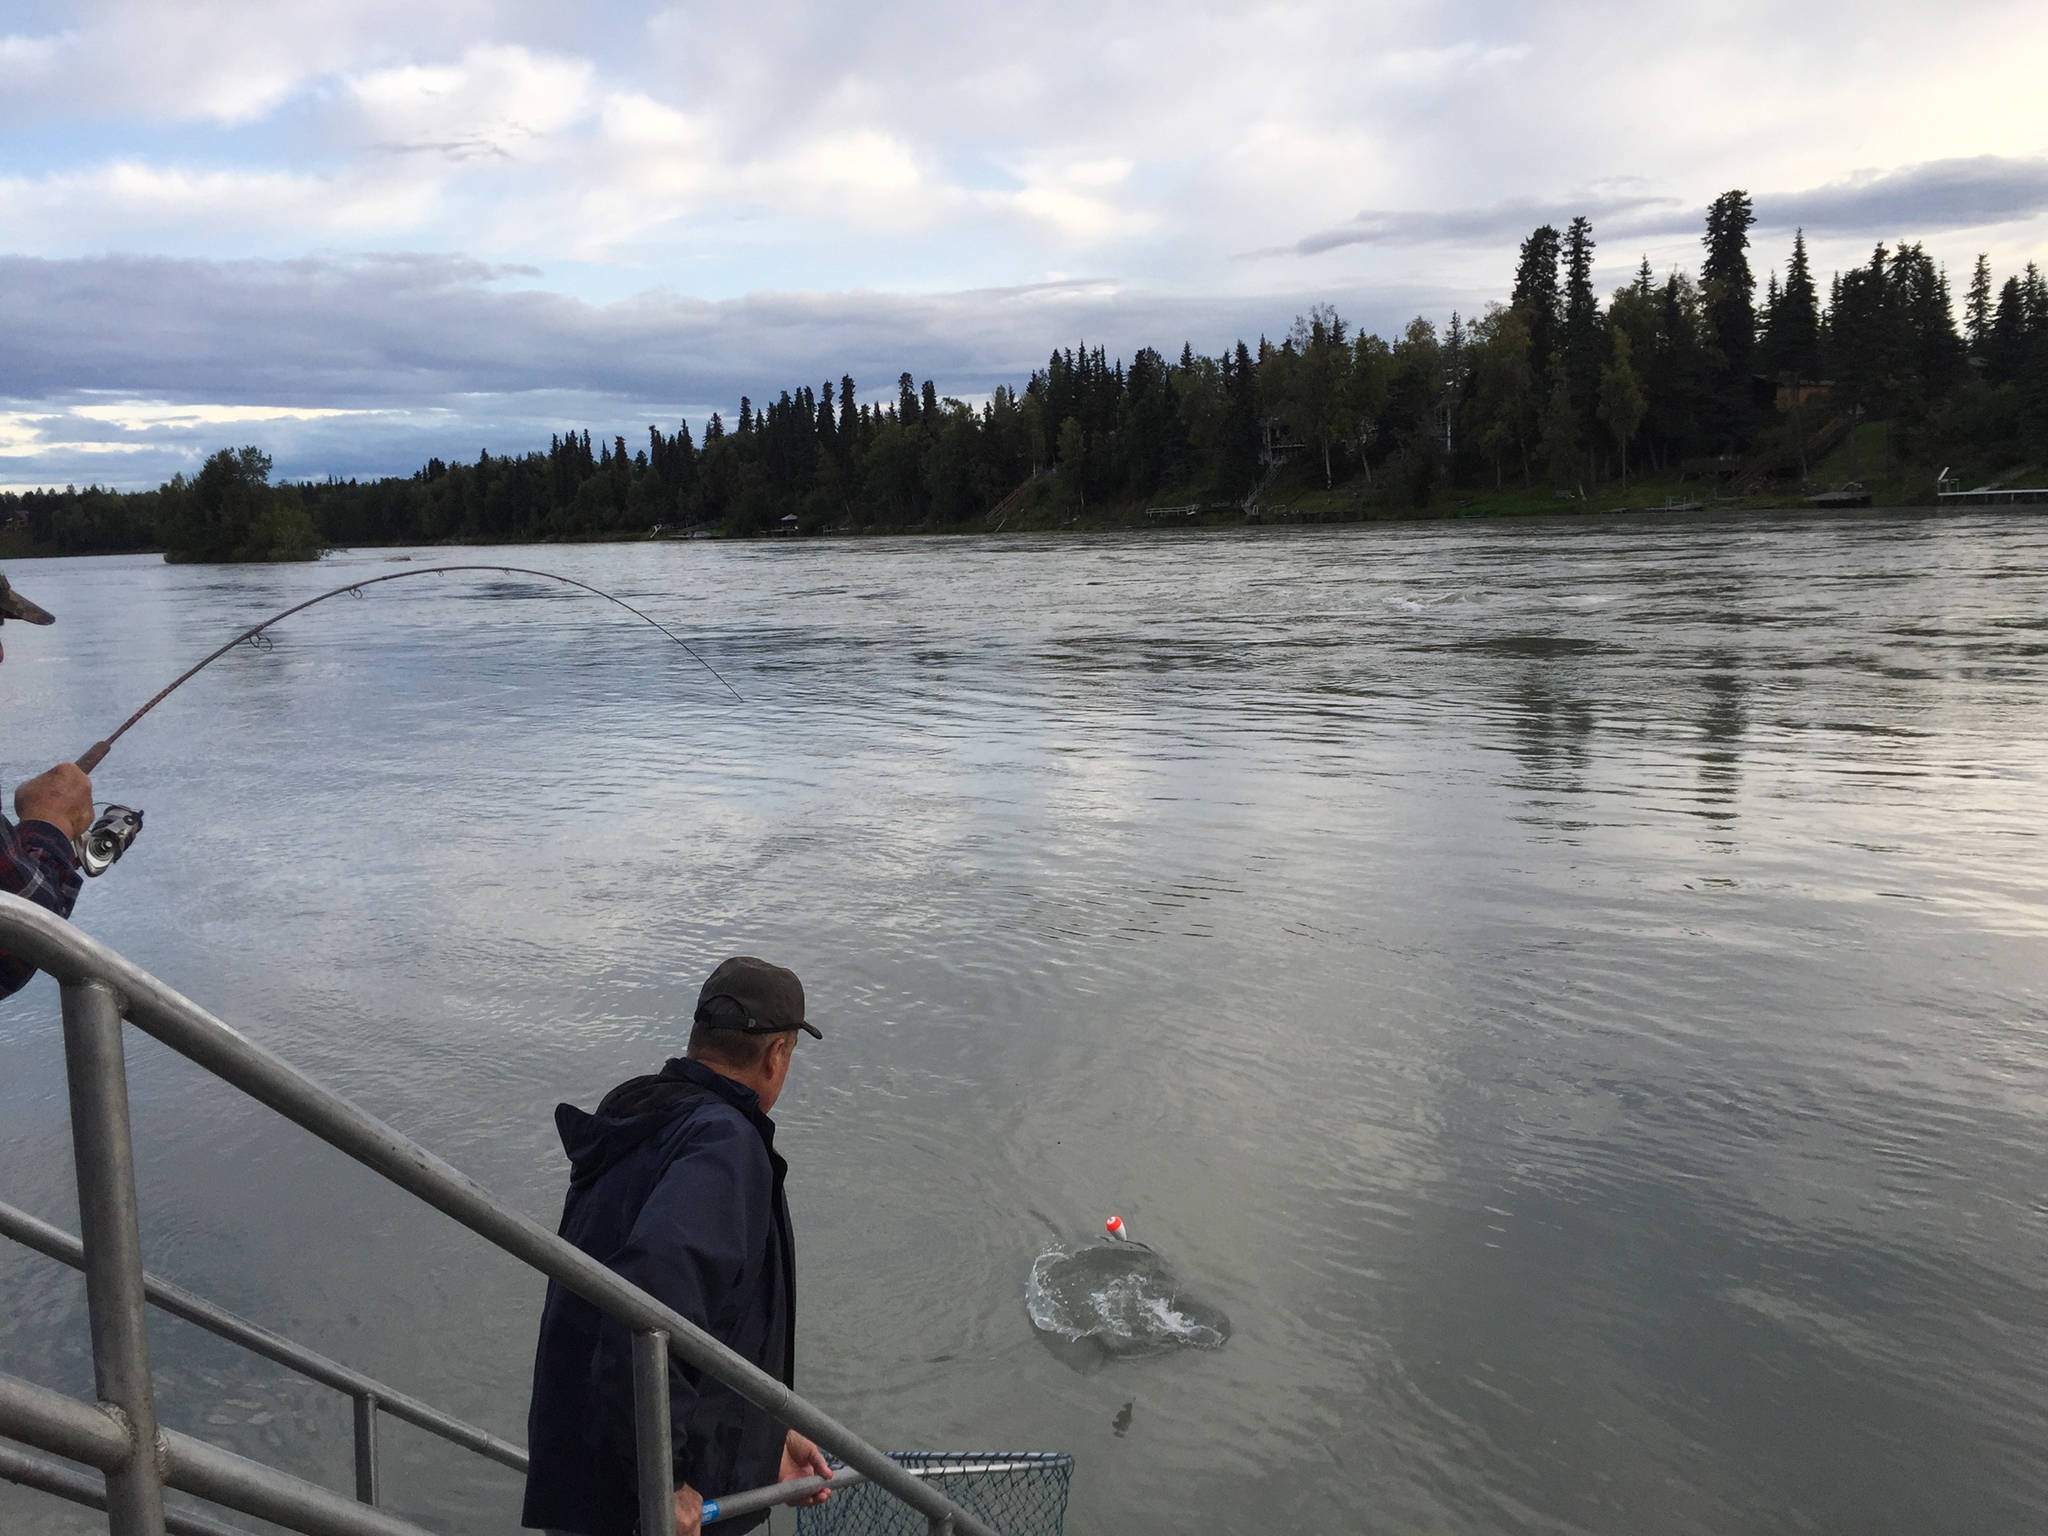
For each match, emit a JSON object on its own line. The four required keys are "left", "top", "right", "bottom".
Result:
{"left": 70, "top": 564, "right": 741, "bottom": 877}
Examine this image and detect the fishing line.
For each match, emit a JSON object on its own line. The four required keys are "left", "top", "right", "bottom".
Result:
{"left": 76, "top": 563, "right": 740, "bottom": 773}
{"left": 69, "top": 564, "right": 741, "bottom": 875}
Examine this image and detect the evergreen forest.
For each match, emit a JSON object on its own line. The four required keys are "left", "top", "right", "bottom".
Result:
{"left": 6, "top": 190, "right": 2047, "bottom": 561}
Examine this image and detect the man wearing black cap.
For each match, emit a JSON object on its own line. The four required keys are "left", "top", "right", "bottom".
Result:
{"left": 524, "top": 956, "right": 833, "bottom": 1536}
{"left": 0, "top": 569, "right": 96, "bottom": 1000}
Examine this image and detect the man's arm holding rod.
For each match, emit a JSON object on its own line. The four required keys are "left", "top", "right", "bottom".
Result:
{"left": 0, "top": 764, "right": 94, "bottom": 1000}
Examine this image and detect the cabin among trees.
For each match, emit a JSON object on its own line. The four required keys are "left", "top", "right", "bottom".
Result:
{"left": 6, "top": 191, "right": 2047, "bottom": 554}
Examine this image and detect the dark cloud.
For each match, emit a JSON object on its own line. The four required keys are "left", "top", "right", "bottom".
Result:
{"left": 1284, "top": 192, "right": 1683, "bottom": 256}
{"left": 1279, "top": 157, "right": 2048, "bottom": 262}
{"left": 1757, "top": 156, "right": 2048, "bottom": 235}
{"left": 0, "top": 253, "right": 1142, "bottom": 408}
{"left": 0, "top": 253, "right": 1467, "bottom": 487}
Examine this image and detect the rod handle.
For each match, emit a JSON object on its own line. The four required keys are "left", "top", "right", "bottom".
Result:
{"left": 76, "top": 741, "right": 110, "bottom": 774}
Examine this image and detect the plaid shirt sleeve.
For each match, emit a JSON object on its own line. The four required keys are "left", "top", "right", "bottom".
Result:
{"left": 0, "top": 813, "right": 82, "bottom": 1000}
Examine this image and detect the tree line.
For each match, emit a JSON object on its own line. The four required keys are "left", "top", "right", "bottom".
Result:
{"left": 5, "top": 190, "right": 2045, "bottom": 559}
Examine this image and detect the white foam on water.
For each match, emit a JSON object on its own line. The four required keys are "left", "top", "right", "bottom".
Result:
{"left": 1025, "top": 1241, "right": 1230, "bottom": 1355}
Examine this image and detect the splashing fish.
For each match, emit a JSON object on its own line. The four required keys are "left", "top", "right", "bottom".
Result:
{"left": 1025, "top": 1221, "right": 1230, "bottom": 1358}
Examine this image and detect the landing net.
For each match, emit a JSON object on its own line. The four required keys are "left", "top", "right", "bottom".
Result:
{"left": 795, "top": 1451, "right": 1074, "bottom": 1536}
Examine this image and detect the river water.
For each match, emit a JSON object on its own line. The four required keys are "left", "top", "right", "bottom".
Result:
{"left": 3, "top": 511, "right": 2045, "bottom": 1536}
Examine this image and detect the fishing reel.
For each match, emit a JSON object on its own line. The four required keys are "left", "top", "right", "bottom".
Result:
{"left": 77, "top": 804, "right": 143, "bottom": 878}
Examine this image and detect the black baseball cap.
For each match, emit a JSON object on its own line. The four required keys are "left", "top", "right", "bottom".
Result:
{"left": 0, "top": 572, "right": 54, "bottom": 626}
{"left": 694, "top": 956, "right": 823, "bottom": 1039}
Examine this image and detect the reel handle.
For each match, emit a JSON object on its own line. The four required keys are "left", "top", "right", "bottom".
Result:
{"left": 76, "top": 741, "right": 111, "bottom": 773}
{"left": 77, "top": 805, "right": 144, "bottom": 878}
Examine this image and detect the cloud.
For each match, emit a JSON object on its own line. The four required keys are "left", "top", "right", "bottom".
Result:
{"left": 348, "top": 44, "right": 596, "bottom": 160}
{"left": 0, "top": 162, "right": 441, "bottom": 244}
{"left": 7, "top": 0, "right": 2042, "bottom": 294}
{"left": 1280, "top": 192, "right": 1687, "bottom": 257}
{"left": 0, "top": 251, "right": 1465, "bottom": 488}
{"left": 0, "top": 252, "right": 1454, "bottom": 407}
{"left": 1272, "top": 157, "right": 2048, "bottom": 262}
{"left": 0, "top": 401, "right": 382, "bottom": 493}
{"left": 0, "top": 24, "right": 1144, "bottom": 265}
{"left": 0, "top": 4, "right": 1552, "bottom": 273}
{"left": 2, "top": 0, "right": 2045, "bottom": 493}
{"left": 986, "top": 157, "right": 1152, "bottom": 246}
{"left": 66, "top": 403, "right": 366, "bottom": 430}
{"left": 0, "top": 0, "right": 492, "bottom": 126}
{"left": 1366, "top": 40, "right": 1531, "bottom": 88}
{"left": 1759, "top": 157, "right": 2048, "bottom": 236}
{"left": 0, "top": 30, "right": 67, "bottom": 78}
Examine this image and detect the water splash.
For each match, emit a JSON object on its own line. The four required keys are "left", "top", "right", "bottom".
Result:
{"left": 1025, "top": 1240, "right": 1230, "bottom": 1357}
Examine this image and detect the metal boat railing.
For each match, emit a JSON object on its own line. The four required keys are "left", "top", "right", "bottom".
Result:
{"left": 0, "top": 892, "right": 1000, "bottom": 1536}
{"left": 0, "top": 1197, "right": 530, "bottom": 1501}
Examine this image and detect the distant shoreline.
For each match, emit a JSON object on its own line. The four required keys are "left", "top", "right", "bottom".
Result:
{"left": 1, "top": 488, "right": 1989, "bottom": 564}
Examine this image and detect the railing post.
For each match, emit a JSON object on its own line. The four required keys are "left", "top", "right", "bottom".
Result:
{"left": 352, "top": 1392, "right": 380, "bottom": 1504}
{"left": 61, "top": 977, "right": 167, "bottom": 1536}
{"left": 632, "top": 1330, "right": 674, "bottom": 1536}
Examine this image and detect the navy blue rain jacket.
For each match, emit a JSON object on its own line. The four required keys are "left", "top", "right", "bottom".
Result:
{"left": 522, "top": 1058, "right": 795, "bottom": 1536}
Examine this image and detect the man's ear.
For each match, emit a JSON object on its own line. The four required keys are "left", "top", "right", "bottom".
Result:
{"left": 772, "top": 1032, "right": 797, "bottom": 1069}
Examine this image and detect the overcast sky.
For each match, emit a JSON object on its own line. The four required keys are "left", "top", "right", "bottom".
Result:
{"left": 4, "top": 0, "right": 2046, "bottom": 490}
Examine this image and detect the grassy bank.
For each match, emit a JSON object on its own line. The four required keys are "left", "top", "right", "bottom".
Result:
{"left": 934, "top": 432, "right": 1971, "bottom": 538}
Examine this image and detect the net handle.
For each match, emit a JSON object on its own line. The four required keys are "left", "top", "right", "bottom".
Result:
{"left": 703, "top": 1470, "right": 852, "bottom": 1524}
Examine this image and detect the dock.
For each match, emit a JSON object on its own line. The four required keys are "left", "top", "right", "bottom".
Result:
{"left": 1935, "top": 466, "right": 2047, "bottom": 506}
{"left": 1937, "top": 487, "right": 2048, "bottom": 506}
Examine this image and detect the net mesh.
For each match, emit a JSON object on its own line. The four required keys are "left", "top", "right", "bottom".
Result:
{"left": 794, "top": 1451, "right": 1073, "bottom": 1536}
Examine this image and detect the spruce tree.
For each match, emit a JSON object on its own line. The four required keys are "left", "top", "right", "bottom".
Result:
{"left": 1511, "top": 224, "right": 1563, "bottom": 392}
{"left": 1443, "top": 310, "right": 1467, "bottom": 464}
{"left": 1965, "top": 254, "right": 1993, "bottom": 349}
{"left": 1701, "top": 190, "right": 1757, "bottom": 377}
{"left": 1987, "top": 276, "right": 2028, "bottom": 382}
{"left": 1698, "top": 190, "right": 1757, "bottom": 445}
{"left": 1827, "top": 245, "right": 1896, "bottom": 413}
{"left": 1652, "top": 273, "right": 1709, "bottom": 461}
{"left": 1887, "top": 243, "right": 1963, "bottom": 402}
{"left": 1777, "top": 229, "right": 1821, "bottom": 380}
{"left": 1561, "top": 216, "right": 1602, "bottom": 422}
{"left": 1759, "top": 271, "right": 1781, "bottom": 374}
{"left": 670, "top": 419, "right": 697, "bottom": 501}
{"left": 817, "top": 380, "right": 838, "bottom": 458}
{"left": 1122, "top": 346, "right": 1178, "bottom": 496}
{"left": 1219, "top": 341, "right": 1263, "bottom": 498}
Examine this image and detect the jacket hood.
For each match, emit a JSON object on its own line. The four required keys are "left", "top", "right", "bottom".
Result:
{"left": 555, "top": 1058, "right": 765, "bottom": 1186}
